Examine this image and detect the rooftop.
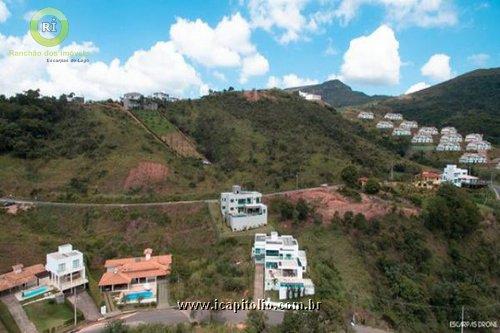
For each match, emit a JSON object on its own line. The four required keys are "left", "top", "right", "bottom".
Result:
{"left": 0, "top": 264, "right": 46, "bottom": 292}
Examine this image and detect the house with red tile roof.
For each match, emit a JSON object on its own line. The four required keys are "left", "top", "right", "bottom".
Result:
{"left": 0, "top": 264, "right": 48, "bottom": 295}
{"left": 98, "top": 249, "right": 172, "bottom": 292}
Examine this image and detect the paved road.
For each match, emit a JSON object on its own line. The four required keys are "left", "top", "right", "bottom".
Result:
{"left": 1, "top": 295, "right": 37, "bottom": 333}
{"left": 253, "top": 264, "right": 264, "bottom": 301}
{"left": 491, "top": 184, "right": 500, "bottom": 200}
{"left": 0, "top": 186, "right": 335, "bottom": 208}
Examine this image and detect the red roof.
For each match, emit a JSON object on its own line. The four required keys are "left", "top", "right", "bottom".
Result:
{"left": 99, "top": 254, "right": 172, "bottom": 287}
{"left": 421, "top": 171, "right": 441, "bottom": 179}
{"left": 0, "top": 264, "right": 46, "bottom": 292}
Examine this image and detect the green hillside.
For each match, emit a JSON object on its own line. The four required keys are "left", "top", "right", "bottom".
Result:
{"left": 374, "top": 68, "right": 500, "bottom": 144}
{"left": 0, "top": 90, "right": 418, "bottom": 201}
{"left": 285, "top": 79, "right": 389, "bottom": 107}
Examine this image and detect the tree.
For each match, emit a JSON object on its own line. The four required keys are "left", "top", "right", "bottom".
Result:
{"left": 341, "top": 165, "right": 359, "bottom": 187}
{"left": 246, "top": 310, "right": 267, "bottom": 333}
{"left": 364, "top": 177, "right": 380, "bottom": 194}
{"left": 295, "top": 198, "right": 309, "bottom": 221}
{"left": 103, "top": 320, "right": 127, "bottom": 333}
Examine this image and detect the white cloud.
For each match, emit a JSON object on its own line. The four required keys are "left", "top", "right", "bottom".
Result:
{"left": 266, "top": 73, "right": 318, "bottom": 88}
{"left": 0, "top": 33, "right": 205, "bottom": 100}
{"left": 23, "top": 10, "right": 37, "bottom": 22}
{"left": 405, "top": 81, "right": 430, "bottom": 94}
{"left": 212, "top": 71, "right": 226, "bottom": 81}
{"left": 421, "top": 53, "right": 452, "bottom": 81}
{"left": 335, "top": 0, "right": 457, "bottom": 28}
{"left": 340, "top": 24, "right": 401, "bottom": 85}
{"left": 0, "top": 0, "right": 10, "bottom": 23}
{"left": 248, "top": 0, "right": 319, "bottom": 44}
{"left": 170, "top": 13, "right": 255, "bottom": 68}
{"left": 327, "top": 73, "right": 341, "bottom": 81}
{"left": 467, "top": 53, "right": 490, "bottom": 67}
{"left": 240, "top": 53, "right": 269, "bottom": 83}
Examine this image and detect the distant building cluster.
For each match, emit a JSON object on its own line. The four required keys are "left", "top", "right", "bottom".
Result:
{"left": 414, "top": 164, "right": 488, "bottom": 189}
{"left": 358, "top": 111, "right": 493, "bottom": 165}
{"left": 122, "top": 92, "right": 179, "bottom": 110}
{"left": 298, "top": 91, "right": 322, "bottom": 101}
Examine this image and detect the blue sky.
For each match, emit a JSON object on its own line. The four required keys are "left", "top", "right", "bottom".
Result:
{"left": 0, "top": 0, "right": 498, "bottom": 99}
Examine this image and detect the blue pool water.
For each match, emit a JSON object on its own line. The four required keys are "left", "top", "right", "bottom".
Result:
{"left": 123, "top": 290, "right": 154, "bottom": 301}
{"left": 22, "top": 286, "right": 48, "bottom": 299}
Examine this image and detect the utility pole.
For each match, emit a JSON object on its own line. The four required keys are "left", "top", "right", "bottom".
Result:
{"left": 74, "top": 287, "right": 77, "bottom": 326}
{"left": 296, "top": 173, "right": 299, "bottom": 190}
{"left": 460, "top": 305, "right": 464, "bottom": 333}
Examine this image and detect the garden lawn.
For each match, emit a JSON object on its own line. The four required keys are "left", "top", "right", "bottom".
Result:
{"left": 24, "top": 300, "right": 79, "bottom": 332}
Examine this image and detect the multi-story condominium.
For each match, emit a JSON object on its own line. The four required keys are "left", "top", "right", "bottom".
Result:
{"left": 252, "top": 232, "right": 314, "bottom": 300}
{"left": 440, "top": 133, "right": 463, "bottom": 143}
{"left": 376, "top": 120, "right": 394, "bottom": 129}
{"left": 392, "top": 127, "right": 411, "bottom": 136}
{"left": 122, "top": 92, "right": 143, "bottom": 110}
{"left": 298, "top": 91, "right": 322, "bottom": 101}
{"left": 441, "top": 164, "right": 468, "bottom": 187}
{"left": 441, "top": 127, "right": 457, "bottom": 135}
{"left": 220, "top": 186, "right": 267, "bottom": 231}
{"left": 384, "top": 113, "right": 403, "bottom": 120}
{"left": 459, "top": 153, "right": 487, "bottom": 164}
{"left": 357, "top": 111, "right": 374, "bottom": 120}
{"left": 418, "top": 127, "right": 439, "bottom": 136}
{"left": 46, "top": 244, "right": 88, "bottom": 292}
{"left": 412, "top": 134, "right": 433, "bottom": 144}
{"left": 465, "top": 133, "right": 483, "bottom": 143}
{"left": 436, "top": 142, "right": 461, "bottom": 151}
{"left": 466, "top": 140, "right": 492, "bottom": 151}
{"left": 400, "top": 120, "right": 418, "bottom": 129}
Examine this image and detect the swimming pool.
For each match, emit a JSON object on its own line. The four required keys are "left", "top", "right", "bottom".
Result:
{"left": 123, "top": 290, "right": 154, "bottom": 302}
{"left": 22, "top": 285, "right": 48, "bottom": 299}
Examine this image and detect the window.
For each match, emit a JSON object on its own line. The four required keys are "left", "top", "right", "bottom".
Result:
{"left": 256, "top": 197, "right": 260, "bottom": 203}
{"left": 222, "top": 206, "right": 226, "bottom": 210}
{"left": 247, "top": 198, "right": 251, "bottom": 204}
{"left": 72, "top": 259, "right": 80, "bottom": 269}
{"left": 230, "top": 199, "right": 234, "bottom": 203}
{"left": 58, "top": 263, "right": 66, "bottom": 272}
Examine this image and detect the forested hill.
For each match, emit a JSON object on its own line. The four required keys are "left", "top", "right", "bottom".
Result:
{"left": 285, "top": 79, "right": 389, "bottom": 107}
{"left": 375, "top": 68, "right": 500, "bottom": 144}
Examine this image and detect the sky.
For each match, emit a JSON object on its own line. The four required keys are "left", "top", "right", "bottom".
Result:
{"left": 0, "top": 0, "right": 498, "bottom": 100}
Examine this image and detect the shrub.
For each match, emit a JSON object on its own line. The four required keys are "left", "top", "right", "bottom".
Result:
{"left": 340, "top": 165, "right": 359, "bottom": 188}
{"left": 364, "top": 178, "right": 380, "bottom": 194}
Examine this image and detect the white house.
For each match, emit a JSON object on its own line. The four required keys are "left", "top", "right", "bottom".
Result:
{"left": 441, "top": 164, "right": 469, "bottom": 187}
{"left": 466, "top": 140, "right": 492, "bottom": 151}
{"left": 441, "top": 127, "right": 457, "bottom": 135}
{"left": 46, "top": 244, "right": 87, "bottom": 292}
{"left": 392, "top": 127, "right": 412, "bottom": 136}
{"left": 441, "top": 133, "right": 463, "bottom": 143}
{"left": 436, "top": 142, "right": 461, "bottom": 151}
{"left": 252, "top": 232, "right": 314, "bottom": 300}
{"left": 122, "top": 92, "right": 143, "bottom": 110}
{"left": 465, "top": 133, "right": 483, "bottom": 143}
{"left": 298, "top": 91, "right": 322, "bottom": 101}
{"left": 418, "top": 127, "right": 439, "bottom": 136}
{"left": 357, "top": 111, "right": 374, "bottom": 120}
{"left": 459, "top": 153, "right": 487, "bottom": 164}
{"left": 400, "top": 120, "right": 418, "bottom": 129}
{"left": 220, "top": 186, "right": 267, "bottom": 231}
{"left": 412, "top": 134, "right": 433, "bottom": 144}
{"left": 376, "top": 121, "right": 394, "bottom": 129}
{"left": 384, "top": 113, "right": 403, "bottom": 120}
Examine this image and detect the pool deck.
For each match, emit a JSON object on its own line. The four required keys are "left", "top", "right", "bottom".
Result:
{"left": 14, "top": 285, "right": 53, "bottom": 301}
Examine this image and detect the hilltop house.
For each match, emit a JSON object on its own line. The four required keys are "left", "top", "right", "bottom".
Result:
{"left": 441, "top": 133, "right": 463, "bottom": 143}
{"left": 459, "top": 153, "right": 487, "bottom": 164}
{"left": 441, "top": 127, "right": 457, "bottom": 135}
{"left": 418, "top": 127, "right": 439, "bottom": 136}
{"left": 384, "top": 113, "right": 403, "bottom": 120}
{"left": 122, "top": 92, "right": 143, "bottom": 110}
{"left": 400, "top": 120, "right": 418, "bottom": 129}
{"left": 441, "top": 164, "right": 486, "bottom": 188}
{"left": 466, "top": 140, "right": 492, "bottom": 151}
{"left": 0, "top": 264, "right": 48, "bottom": 296}
{"left": 465, "top": 133, "right": 483, "bottom": 142}
{"left": 99, "top": 249, "right": 171, "bottom": 298}
{"left": 412, "top": 134, "right": 433, "bottom": 144}
{"left": 252, "top": 232, "right": 314, "bottom": 300}
{"left": 46, "top": 244, "right": 88, "bottom": 292}
{"left": 298, "top": 91, "right": 321, "bottom": 101}
{"left": 220, "top": 185, "right": 267, "bottom": 231}
{"left": 414, "top": 171, "right": 441, "bottom": 189}
{"left": 392, "top": 127, "right": 411, "bottom": 136}
{"left": 376, "top": 121, "right": 394, "bottom": 129}
{"left": 357, "top": 111, "right": 374, "bottom": 120}
{"left": 436, "top": 142, "right": 461, "bottom": 151}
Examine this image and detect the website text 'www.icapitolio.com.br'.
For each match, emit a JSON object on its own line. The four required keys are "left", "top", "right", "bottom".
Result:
{"left": 177, "top": 298, "right": 321, "bottom": 313}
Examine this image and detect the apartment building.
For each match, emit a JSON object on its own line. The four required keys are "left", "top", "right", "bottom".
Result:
{"left": 392, "top": 127, "right": 412, "bottom": 136}
{"left": 459, "top": 153, "right": 487, "bottom": 164}
{"left": 441, "top": 127, "right": 457, "bottom": 135}
{"left": 357, "top": 111, "right": 374, "bottom": 120}
{"left": 436, "top": 142, "right": 461, "bottom": 151}
{"left": 418, "top": 127, "right": 439, "bottom": 136}
{"left": 252, "top": 232, "right": 314, "bottom": 300}
{"left": 466, "top": 140, "right": 492, "bottom": 151}
{"left": 400, "top": 120, "right": 418, "bottom": 129}
{"left": 384, "top": 113, "right": 403, "bottom": 120}
{"left": 376, "top": 120, "right": 394, "bottom": 129}
{"left": 298, "top": 91, "right": 322, "bottom": 101}
{"left": 465, "top": 133, "right": 483, "bottom": 143}
{"left": 412, "top": 134, "right": 433, "bottom": 144}
{"left": 46, "top": 244, "right": 88, "bottom": 292}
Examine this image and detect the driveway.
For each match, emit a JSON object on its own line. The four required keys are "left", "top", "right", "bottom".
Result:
{"left": 67, "top": 291, "right": 102, "bottom": 321}
{"left": 1, "top": 295, "right": 37, "bottom": 333}
{"left": 254, "top": 264, "right": 264, "bottom": 301}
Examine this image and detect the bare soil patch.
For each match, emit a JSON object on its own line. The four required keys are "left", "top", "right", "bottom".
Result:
{"left": 124, "top": 162, "right": 170, "bottom": 190}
